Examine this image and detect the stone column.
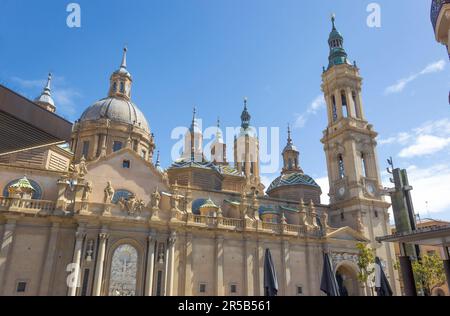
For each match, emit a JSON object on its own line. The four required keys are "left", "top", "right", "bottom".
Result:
{"left": 215, "top": 235, "right": 224, "bottom": 296}
{"left": 92, "top": 232, "right": 109, "bottom": 296}
{"left": 0, "top": 219, "right": 17, "bottom": 295}
{"left": 355, "top": 90, "right": 365, "bottom": 120}
{"left": 165, "top": 232, "right": 176, "bottom": 296}
{"left": 345, "top": 87, "right": 355, "bottom": 118}
{"left": 39, "top": 222, "right": 60, "bottom": 295}
{"left": 68, "top": 226, "right": 86, "bottom": 296}
{"left": 144, "top": 232, "right": 156, "bottom": 296}
{"left": 184, "top": 233, "right": 193, "bottom": 295}
{"left": 334, "top": 89, "right": 343, "bottom": 120}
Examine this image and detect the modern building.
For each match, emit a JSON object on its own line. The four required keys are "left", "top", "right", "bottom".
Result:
{"left": 0, "top": 75, "right": 72, "bottom": 156}
{"left": 0, "top": 17, "right": 399, "bottom": 296}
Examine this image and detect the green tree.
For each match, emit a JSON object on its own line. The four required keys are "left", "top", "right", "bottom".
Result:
{"left": 356, "top": 242, "right": 376, "bottom": 293}
{"left": 412, "top": 254, "right": 446, "bottom": 296}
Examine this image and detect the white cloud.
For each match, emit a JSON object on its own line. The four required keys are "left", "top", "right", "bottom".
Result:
{"left": 379, "top": 119, "right": 450, "bottom": 158}
{"left": 384, "top": 59, "right": 446, "bottom": 95}
{"left": 420, "top": 60, "right": 446, "bottom": 75}
{"left": 381, "top": 163, "right": 450, "bottom": 219}
{"left": 315, "top": 176, "right": 330, "bottom": 205}
{"left": 405, "top": 164, "right": 450, "bottom": 216}
{"left": 294, "top": 95, "right": 325, "bottom": 129}
{"left": 398, "top": 135, "right": 450, "bottom": 158}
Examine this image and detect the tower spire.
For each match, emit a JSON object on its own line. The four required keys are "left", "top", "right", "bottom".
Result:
{"left": 120, "top": 46, "right": 128, "bottom": 70}
{"left": 35, "top": 73, "right": 55, "bottom": 112}
{"left": 287, "top": 123, "right": 293, "bottom": 145}
{"left": 241, "top": 97, "right": 251, "bottom": 130}
{"left": 155, "top": 150, "right": 161, "bottom": 167}
{"left": 326, "top": 14, "right": 351, "bottom": 70}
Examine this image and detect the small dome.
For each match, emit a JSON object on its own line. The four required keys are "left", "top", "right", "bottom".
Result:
{"left": 267, "top": 172, "right": 320, "bottom": 193}
{"left": 80, "top": 97, "right": 150, "bottom": 133}
{"left": 200, "top": 198, "right": 219, "bottom": 210}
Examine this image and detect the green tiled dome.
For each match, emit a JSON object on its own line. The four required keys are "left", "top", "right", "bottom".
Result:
{"left": 266, "top": 172, "right": 320, "bottom": 193}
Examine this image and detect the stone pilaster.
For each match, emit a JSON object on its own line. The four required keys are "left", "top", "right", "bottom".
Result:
{"left": 0, "top": 219, "right": 17, "bottom": 295}
{"left": 92, "top": 231, "right": 109, "bottom": 296}
{"left": 68, "top": 225, "right": 86, "bottom": 296}
{"left": 165, "top": 232, "right": 176, "bottom": 296}
{"left": 215, "top": 235, "right": 224, "bottom": 296}
{"left": 184, "top": 233, "right": 193, "bottom": 295}
{"left": 38, "top": 222, "right": 60, "bottom": 295}
{"left": 244, "top": 237, "right": 255, "bottom": 296}
{"left": 144, "top": 231, "right": 156, "bottom": 296}
{"left": 281, "top": 239, "right": 291, "bottom": 296}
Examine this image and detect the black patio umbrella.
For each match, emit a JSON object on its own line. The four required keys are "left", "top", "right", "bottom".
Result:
{"left": 375, "top": 256, "right": 393, "bottom": 296}
{"left": 320, "top": 252, "right": 340, "bottom": 296}
{"left": 264, "top": 248, "right": 279, "bottom": 296}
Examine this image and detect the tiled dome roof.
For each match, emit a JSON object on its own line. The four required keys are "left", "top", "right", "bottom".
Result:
{"left": 266, "top": 172, "right": 320, "bottom": 193}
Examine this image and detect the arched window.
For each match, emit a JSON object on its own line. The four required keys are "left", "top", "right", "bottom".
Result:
{"left": 108, "top": 244, "right": 138, "bottom": 296}
{"left": 113, "top": 141, "right": 123, "bottom": 152}
{"left": 82, "top": 141, "right": 90, "bottom": 158}
{"left": 120, "top": 82, "right": 125, "bottom": 93}
{"left": 332, "top": 95, "right": 338, "bottom": 122}
{"left": 113, "top": 82, "right": 117, "bottom": 92}
{"left": 112, "top": 190, "right": 133, "bottom": 204}
{"left": 361, "top": 153, "right": 368, "bottom": 178}
{"left": 3, "top": 179, "right": 42, "bottom": 200}
{"left": 288, "top": 158, "right": 293, "bottom": 170}
{"left": 338, "top": 155, "right": 345, "bottom": 179}
{"left": 341, "top": 91, "right": 349, "bottom": 118}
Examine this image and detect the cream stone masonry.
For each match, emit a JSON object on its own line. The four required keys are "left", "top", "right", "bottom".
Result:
{"left": 0, "top": 18, "right": 401, "bottom": 296}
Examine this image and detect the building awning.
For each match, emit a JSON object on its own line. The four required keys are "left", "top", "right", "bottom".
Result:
{"left": 377, "top": 225, "right": 450, "bottom": 247}
{"left": 0, "top": 84, "right": 72, "bottom": 156}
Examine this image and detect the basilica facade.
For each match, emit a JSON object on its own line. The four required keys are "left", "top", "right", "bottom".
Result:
{"left": 0, "top": 18, "right": 399, "bottom": 296}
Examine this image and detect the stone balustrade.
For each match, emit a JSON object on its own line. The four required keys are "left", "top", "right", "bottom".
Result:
{"left": 0, "top": 196, "right": 56, "bottom": 213}
{"left": 0, "top": 196, "right": 325, "bottom": 238}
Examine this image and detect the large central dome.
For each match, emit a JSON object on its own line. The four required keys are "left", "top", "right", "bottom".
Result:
{"left": 80, "top": 97, "right": 150, "bottom": 133}
{"left": 71, "top": 47, "right": 155, "bottom": 163}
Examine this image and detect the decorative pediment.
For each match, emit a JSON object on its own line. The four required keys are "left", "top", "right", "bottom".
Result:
{"left": 86, "top": 147, "right": 169, "bottom": 187}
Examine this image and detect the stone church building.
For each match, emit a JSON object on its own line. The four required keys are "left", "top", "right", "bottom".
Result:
{"left": 0, "top": 17, "right": 399, "bottom": 296}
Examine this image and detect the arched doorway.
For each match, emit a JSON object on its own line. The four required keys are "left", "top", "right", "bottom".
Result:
{"left": 108, "top": 244, "right": 138, "bottom": 296}
{"left": 335, "top": 264, "right": 360, "bottom": 296}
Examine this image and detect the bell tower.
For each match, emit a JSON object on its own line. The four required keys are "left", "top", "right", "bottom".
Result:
{"left": 320, "top": 15, "right": 398, "bottom": 294}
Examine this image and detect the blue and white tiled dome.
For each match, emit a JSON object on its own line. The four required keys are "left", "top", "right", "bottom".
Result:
{"left": 266, "top": 172, "right": 320, "bottom": 194}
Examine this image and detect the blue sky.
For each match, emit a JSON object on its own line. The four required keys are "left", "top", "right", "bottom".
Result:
{"left": 1, "top": 1, "right": 449, "bottom": 220}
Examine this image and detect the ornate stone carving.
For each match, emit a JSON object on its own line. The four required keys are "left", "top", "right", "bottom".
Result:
{"left": 82, "top": 181, "right": 93, "bottom": 201}
{"left": 168, "top": 232, "right": 177, "bottom": 247}
{"left": 118, "top": 194, "right": 145, "bottom": 216}
{"left": 321, "top": 212, "right": 329, "bottom": 230}
{"left": 331, "top": 252, "right": 359, "bottom": 268}
{"left": 104, "top": 182, "right": 115, "bottom": 204}
{"left": 151, "top": 187, "right": 161, "bottom": 210}
{"left": 170, "top": 182, "right": 180, "bottom": 212}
